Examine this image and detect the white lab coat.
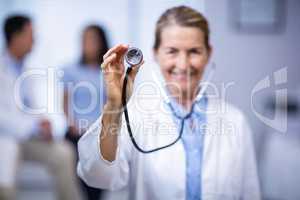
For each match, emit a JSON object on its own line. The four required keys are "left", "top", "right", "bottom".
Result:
{"left": 0, "top": 52, "right": 37, "bottom": 140}
{"left": 77, "top": 90, "right": 261, "bottom": 200}
{"left": 0, "top": 51, "right": 66, "bottom": 140}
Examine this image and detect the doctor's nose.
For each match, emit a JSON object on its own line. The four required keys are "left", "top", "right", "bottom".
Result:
{"left": 176, "top": 53, "right": 190, "bottom": 70}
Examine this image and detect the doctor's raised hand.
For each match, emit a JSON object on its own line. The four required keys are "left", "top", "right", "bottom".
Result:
{"left": 100, "top": 44, "right": 144, "bottom": 162}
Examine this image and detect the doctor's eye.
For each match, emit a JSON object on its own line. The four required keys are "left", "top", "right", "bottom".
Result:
{"left": 189, "top": 48, "right": 203, "bottom": 55}
{"left": 165, "top": 48, "right": 178, "bottom": 55}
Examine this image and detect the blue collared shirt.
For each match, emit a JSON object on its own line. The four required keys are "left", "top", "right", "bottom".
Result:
{"left": 169, "top": 96, "right": 207, "bottom": 200}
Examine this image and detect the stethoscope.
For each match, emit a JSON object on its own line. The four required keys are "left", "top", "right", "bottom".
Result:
{"left": 122, "top": 47, "right": 216, "bottom": 154}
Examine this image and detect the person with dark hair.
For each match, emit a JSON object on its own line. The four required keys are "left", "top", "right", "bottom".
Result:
{"left": 80, "top": 25, "right": 109, "bottom": 66}
{"left": 77, "top": 6, "right": 261, "bottom": 200}
{"left": 3, "top": 15, "right": 32, "bottom": 57}
{"left": 62, "top": 24, "right": 108, "bottom": 200}
{"left": 0, "top": 15, "right": 83, "bottom": 200}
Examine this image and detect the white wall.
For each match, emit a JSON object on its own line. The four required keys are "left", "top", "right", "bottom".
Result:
{"left": 0, "top": 0, "right": 13, "bottom": 48}
{"left": 205, "top": 0, "right": 300, "bottom": 134}
{"left": 205, "top": 1, "right": 300, "bottom": 198}
{"left": 2, "top": 0, "right": 131, "bottom": 68}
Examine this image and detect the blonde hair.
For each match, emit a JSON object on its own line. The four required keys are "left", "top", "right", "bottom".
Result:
{"left": 153, "top": 6, "right": 210, "bottom": 50}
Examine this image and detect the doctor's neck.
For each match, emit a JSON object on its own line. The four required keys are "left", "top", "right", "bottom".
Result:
{"left": 170, "top": 88, "right": 198, "bottom": 111}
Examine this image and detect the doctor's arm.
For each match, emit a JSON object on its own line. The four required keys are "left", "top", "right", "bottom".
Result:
{"left": 99, "top": 44, "right": 143, "bottom": 162}
{"left": 77, "top": 114, "right": 132, "bottom": 190}
{"left": 77, "top": 44, "right": 143, "bottom": 190}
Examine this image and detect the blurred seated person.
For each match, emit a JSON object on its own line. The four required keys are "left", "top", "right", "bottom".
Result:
{"left": 0, "top": 15, "right": 82, "bottom": 200}
{"left": 62, "top": 25, "right": 108, "bottom": 200}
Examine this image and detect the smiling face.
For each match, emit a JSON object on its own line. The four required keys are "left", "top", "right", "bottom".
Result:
{"left": 154, "top": 25, "right": 211, "bottom": 101}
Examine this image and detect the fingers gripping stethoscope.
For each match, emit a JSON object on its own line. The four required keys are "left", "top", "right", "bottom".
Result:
{"left": 122, "top": 47, "right": 216, "bottom": 154}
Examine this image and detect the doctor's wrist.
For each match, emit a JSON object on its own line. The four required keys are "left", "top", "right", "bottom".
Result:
{"left": 104, "top": 101, "right": 123, "bottom": 113}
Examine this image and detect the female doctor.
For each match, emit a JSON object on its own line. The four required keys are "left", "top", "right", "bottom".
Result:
{"left": 77, "top": 6, "right": 261, "bottom": 200}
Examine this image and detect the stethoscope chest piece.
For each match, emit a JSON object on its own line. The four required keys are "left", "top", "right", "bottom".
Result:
{"left": 125, "top": 47, "right": 143, "bottom": 66}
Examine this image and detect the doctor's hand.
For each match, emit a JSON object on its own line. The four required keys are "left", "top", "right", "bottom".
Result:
{"left": 100, "top": 44, "right": 144, "bottom": 162}
{"left": 101, "top": 44, "right": 144, "bottom": 110}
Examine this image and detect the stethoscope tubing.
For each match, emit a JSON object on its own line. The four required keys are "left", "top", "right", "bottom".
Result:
{"left": 122, "top": 63, "right": 215, "bottom": 153}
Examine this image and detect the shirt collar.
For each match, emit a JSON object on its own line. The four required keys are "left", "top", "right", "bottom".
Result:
{"left": 167, "top": 92, "right": 208, "bottom": 118}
